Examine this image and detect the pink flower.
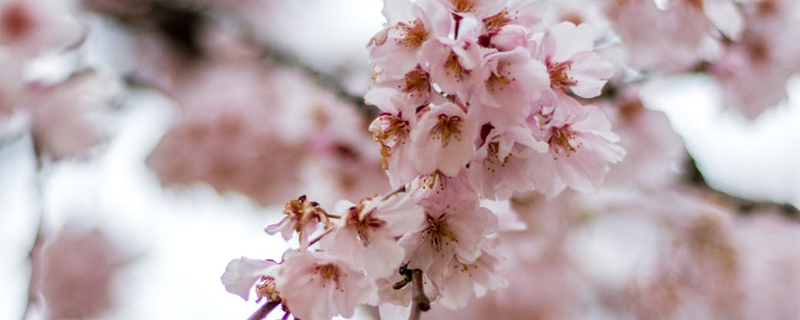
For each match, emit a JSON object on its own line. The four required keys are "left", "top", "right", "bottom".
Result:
{"left": 368, "top": 0, "right": 451, "bottom": 78}
{"left": 322, "top": 192, "right": 425, "bottom": 279}
{"left": 369, "top": 64, "right": 435, "bottom": 108}
{"left": 526, "top": 94, "right": 625, "bottom": 197}
{"left": 25, "top": 71, "right": 121, "bottom": 159}
{"left": 38, "top": 228, "right": 125, "bottom": 320}
{"left": 368, "top": 98, "right": 418, "bottom": 187}
{"left": 421, "top": 37, "right": 483, "bottom": 101}
{"left": 409, "top": 169, "right": 479, "bottom": 209}
{"left": 401, "top": 200, "right": 497, "bottom": 281}
{"left": 221, "top": 257, "right": 279, "bottom": 301}
{"left": 437, "top": 246, "right": 506, "bottom": 309}
{"left": 467, "top": 125, "right": 548, "bottom": 200}
{"left": 536, "top": 22, "right": 613, "bottom": 99}
{"left": 410, "top": 101, "right": 479, "bottom": 177}
{"left": 275, "top": 250, "right": 375, "bottom": 320}
{"left": 477, "top": 46, "right": 549, "bottom": 128}
{"left": 265, "top": 195, "right": 332, "bottom": 248}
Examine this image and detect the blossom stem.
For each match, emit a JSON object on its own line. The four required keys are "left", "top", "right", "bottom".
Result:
{"left": 247, "top": 300, "right": 281, "bottom": 320}
{"left": 453, "top": 14, "right": 463, "bottom": 40}
{"left": 408, "top": 269, "right": 430, "bottom": 320}
{"left": 307, "top": 227, "right": 335, "bottom": 247}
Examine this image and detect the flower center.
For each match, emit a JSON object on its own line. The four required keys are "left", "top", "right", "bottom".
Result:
{"left": 451, "top": 0, "right": 476, "bottom": 13}
{"left": 546, "top": 58, "right": 577, "bottom": 90}
{"left": 484, "top": 142, "right": 508, "bottom": 172}
{"left": 424, "top": 214, "right": 459, "bottom": 252}
{"left": 444, "top": 51, "right": 470, "bottom": 82}
{"left": 483, "top": 9, "right": 513, "bottom": 31}
{"left": 283, "top": 195, "right": 328, "bottom": 232}
{"left": 403, "top": 67, "right": 431, "bottom": 97}
{"left": 371, "top": 114, "right": 409, "bottom": 170}
{"left": 255, "top": 276, "right": 280, "bottom": 303}
{"left": 486, "top": 61, "right": 514, "bottom": 92}
{"left": 314, "top": 264, "right": 343, "bottom": 290}
{"left": 431, "top": 114, "right": 462, "bottom": 148}
{"left": 347, "top": 202, "right": 386, "bottom": 246}
{"left": 396, "top": 19, "right": 428, "bottom": 49}
{"left": 420, "top": 170, "right": 446, "bottom": 192}
{"left": 549, "top": 126, "right": 581, "bottom": 158}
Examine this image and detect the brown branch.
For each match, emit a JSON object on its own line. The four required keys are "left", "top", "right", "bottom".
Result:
{"left": 409, "top": 269, "right": 430, "bottom": 320}
{"left": 683, "top": 155, "right": 799, "bottom": 220}
{"left": 247, "top": 300, "right": 281, "bottom": 320}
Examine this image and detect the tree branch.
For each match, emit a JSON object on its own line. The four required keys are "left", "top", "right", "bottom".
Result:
{"left": 683, "top": 155, "right": 799, "bottom": 220}
{"left": 409, "top": 269, "right": 430, "bottom": 320}
{"left": 247, "top": 300, "right": 281, "bottom": 320}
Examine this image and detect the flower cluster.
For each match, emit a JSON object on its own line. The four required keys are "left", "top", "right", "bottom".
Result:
{"left": 222, "top": 0, "right": 624, "bottom": 319}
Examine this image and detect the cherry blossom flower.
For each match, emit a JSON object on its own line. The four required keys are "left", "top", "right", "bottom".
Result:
{"left": 536, "top": 21, "right": 613, "bottom": 99}
{"left": 421, "top": 36, "right": 483, "bottom": 101}
{"left": 368, "top": 0, "right": 451, "bottom": 78}
{"left": 38, "top": 228, "right": 126, "bottom": 320}
{"left": 370, "top": 109, "right": 419, "bottom": 188}
{"left": 275, "top": 250, "right": 375, "bottom": 320}
{"left": 221, "top": 257, "right": 279, "bottom": 301}
{"left": 437, "top": 245, "right": 506, "bottom": 309}
{"left": 526, "top": 94, "right": 625, "bottom": 197}
{"left": 401, "top": 200, "right": 497, "bottom": 281}
{"left": 709, "top": 0, "right": 800, "bottom": 118}
{"left": 411, "top": 101, "right": 479, "bottom": 177}
{"left": 370, "top": 65, "right": 435, "bottom": 108}
{"left": 409, "top": 169, "right": 479, "bottom": 209}
{"left": 265, "top": 195, "right": 332, "bottom": 248}
{"left": 477, "top": 46, "right": 549, "bottom": 128}
{"left": 467, "top": 125, "right": 548, "bottom": 200}
{"left": 24, "top": 71, "right": 121, "bottom": 159}
{"left": 322, "top": 192, "right": 425, "bottom": 279}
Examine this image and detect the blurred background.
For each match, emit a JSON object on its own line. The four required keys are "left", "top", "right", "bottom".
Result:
{"left": 1, "top": 0, "right": 798, "bottom": 319}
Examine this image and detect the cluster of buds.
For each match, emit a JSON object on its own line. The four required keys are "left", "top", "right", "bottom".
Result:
{"left": 222, "top": 0, "right": 624, "bottom": 319}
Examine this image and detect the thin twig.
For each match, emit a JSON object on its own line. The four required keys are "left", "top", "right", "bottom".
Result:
{"left": 683, "top": 155, "right": 799, "bottom": 220}
{"left": 247, "top": 300, "right": 281, "bottom": 320}
{"left": 409, "top": 269, "right": 430, "bottom": 320}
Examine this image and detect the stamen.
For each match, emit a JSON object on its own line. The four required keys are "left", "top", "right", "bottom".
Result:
{"left": 314, "top": 264, "right": 344, "bottom": 291}
{"left": 546, "top": 57, "right": 578, "bottom": 90}
{"left": 423, "top": 214, "right": 459, "bottom": 253}
{"left": 486, "top": 61, "right": 515, "bottom": 92}
{"left": 444, "top": 51, "right": 470, "bottom": 82}
{"left": 395, "top": 19, "right": 428, "bottom": 49}
{"left": 346, "top": 201, "right": 386, "bottom": 246}
{"left": 430, "top": 115, "right": 462, "bottom": 148}
{"left": 402, "top": 67, "right": 431, "bottom": 98}
{"left": 549, "top": 126, "right": 582, "bottom": 159}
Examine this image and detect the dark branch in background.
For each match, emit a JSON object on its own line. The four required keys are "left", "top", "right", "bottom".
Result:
{"left": 81, "top": 0, "right": 375, "bottom": 118}
{"left": 683, "top": 156, "right": 799, "bottom": 220}
{"left": 81, "top": 0, "right": 205, "bottom": 59}
{"left": 83, "top": 0, "right": 797, "bottom": 222}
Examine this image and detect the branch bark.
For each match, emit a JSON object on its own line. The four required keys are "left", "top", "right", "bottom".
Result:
{"left": 409, "top": 269, "right": 430, "bottom": 320}
{"left": 247, "top": 300, "right": 281, "bottom": 320}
